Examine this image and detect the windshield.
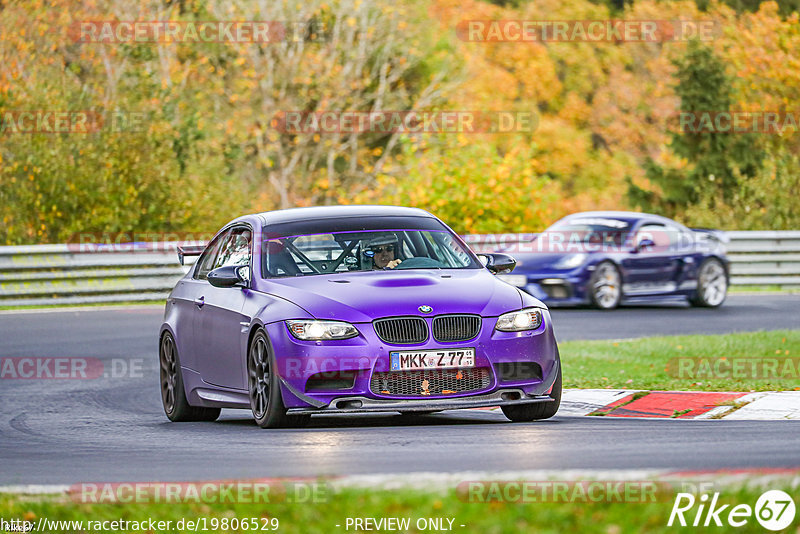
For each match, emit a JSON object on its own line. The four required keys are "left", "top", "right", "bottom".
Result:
{"left": 545, "top": 218, "right": 632, "bottom": 249}
{"left": 261, "top": 229, "right": 480, "bottom": 277}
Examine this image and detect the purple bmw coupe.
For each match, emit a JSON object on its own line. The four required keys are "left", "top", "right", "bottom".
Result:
{"left": 160, "top": 206, "right": 561, "bottom": 427}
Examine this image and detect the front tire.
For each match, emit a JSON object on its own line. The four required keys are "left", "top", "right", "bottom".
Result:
{"left": 248, "top": 330, "right": 309, "bottom": 429}
{"left": 160, "top": 332, "right": 220, "bottom": 422}
{"left": 501, "top": 363, "right": 562, "bottom": 422}
{"left": 690, "top": 258, "right": 727, "bottom": 307}
{"left": 589, "top": 261, "right": 622, "bottom": 310}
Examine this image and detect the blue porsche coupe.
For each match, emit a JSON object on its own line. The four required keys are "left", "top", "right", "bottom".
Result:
{"left": 496, "top": 211, "right": 729, "bottom": 310}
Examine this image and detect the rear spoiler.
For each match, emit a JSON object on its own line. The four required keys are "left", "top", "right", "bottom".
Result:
{"left": 690, "top": 228, "right": 730, "bottom": 244}
{"left": 177, "top": 245, "right": 205, "bottom": 265}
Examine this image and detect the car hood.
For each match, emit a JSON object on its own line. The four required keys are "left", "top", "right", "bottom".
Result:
{"left": 260, "top": 269, "right": 529, "bottom": 322}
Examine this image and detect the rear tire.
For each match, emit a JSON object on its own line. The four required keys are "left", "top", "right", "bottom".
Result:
{"left": 248, "top": 330, "right": 310, "bottom": 429}
{"left": 690, "top": 258, "right": 727, "bottom": 307}
{"left": 589, "top": 261, "right": 622, "bottom": 310}
{"left": 160, "top": 332, "right": 221, "bottom": 422}
{"left": 501, "top": 363, "right": 562, "bottom": 422}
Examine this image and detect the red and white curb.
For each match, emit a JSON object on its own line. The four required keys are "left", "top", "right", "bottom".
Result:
{"left": 558, "top": 389, "right": 800, "bottom": 420}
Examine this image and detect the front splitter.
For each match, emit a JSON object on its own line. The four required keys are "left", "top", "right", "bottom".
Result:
{"left": 285, "top": 389, "right": 554, "bottom": 415}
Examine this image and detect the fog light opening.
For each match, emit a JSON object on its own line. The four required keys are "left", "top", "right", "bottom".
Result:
{"left": 335, "top": 400, "right": 363, "bottom": 409}
{"left": 501, "top": 391, "right": 521, "bottom": 401}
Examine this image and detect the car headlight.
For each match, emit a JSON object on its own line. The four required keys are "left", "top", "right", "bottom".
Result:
{"left": 286, "top": 320, "right": 358, "bottom": 340}
{"left": 495, "top": 308, "right": 543, "bottom": 331}
{"left": 554, "top": 253, "right": 588, "bottom": 269}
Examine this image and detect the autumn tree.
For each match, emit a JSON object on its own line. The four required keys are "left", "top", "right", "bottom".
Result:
{"left": 628, "top": 40, "right": 764, "bottom": 218}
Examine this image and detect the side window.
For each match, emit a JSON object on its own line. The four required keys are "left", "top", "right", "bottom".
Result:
{"left": 636, "top": 223, "right": 670, "bottom": 251}
{"left": 668, "top": 225, "right": 693, "bottom": 250}
{"left": 214, "top": 228, "right": 252, "bottom": 282}
{"left": 194, "top": 230, "right": 229, "bottom": 280}
{"left": 437, "top": 232, "right": 471, "bottom": 266}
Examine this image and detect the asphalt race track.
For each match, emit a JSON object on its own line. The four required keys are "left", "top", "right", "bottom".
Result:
{"left": 1, "top": 294, "right": 798, "bottom": 484}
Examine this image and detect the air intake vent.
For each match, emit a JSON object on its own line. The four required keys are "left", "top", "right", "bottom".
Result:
{"left": 432, "top": 314, "right": 481, "bottom": 342}
{"left": 373, "top": 317, "right": 428, "bottom": 344}
{"left": 305, "top": 370, "right": 358, "bottom": 392}
{"left": 494, "top": 362, "right": 543, "bottom": 382}
{"left": 371, "top": 368, "right": 492, "bottom": 397}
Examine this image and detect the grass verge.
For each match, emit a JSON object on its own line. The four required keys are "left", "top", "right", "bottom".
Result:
{"left": 0, "top": 484, "right": 795, "bottom": 534}
{"left": 560, "top": 329, "right": 800, "bottom": 392}
{"left": 729, "top": 285, "right": 800, "bottom": 294}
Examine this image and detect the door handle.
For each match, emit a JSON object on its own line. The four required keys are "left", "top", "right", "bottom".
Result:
{"left": 194, "top": 296, "right": 205, "bottom": 308}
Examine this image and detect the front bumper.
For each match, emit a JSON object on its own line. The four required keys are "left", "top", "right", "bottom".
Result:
{"left": 504, "top": 270, "right": 592, "bottom": 306}
{"left": 265, "top": 313, "right": 559, "bottom": 410}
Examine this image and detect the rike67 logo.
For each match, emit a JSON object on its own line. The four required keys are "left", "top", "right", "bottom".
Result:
{"left": 669, "top": 490, "right": 796, "bottom": 531}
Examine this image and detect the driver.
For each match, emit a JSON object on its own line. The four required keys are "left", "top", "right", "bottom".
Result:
{"left": 365, "top": 235, "right": 402, "bottom": 269}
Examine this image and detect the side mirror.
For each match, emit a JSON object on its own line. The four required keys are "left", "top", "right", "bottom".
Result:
{"left": 207, "top": 265, "right": 248, "bottom": 288}
{"left": 478, "top": 253, "right": 517, "bottom": 275}
{"left": 634, "top": 239, "right": 655, "bottom": 253}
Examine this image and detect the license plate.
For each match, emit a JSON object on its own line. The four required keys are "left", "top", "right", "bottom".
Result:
{"left": 390, "top": 348, "right": 475, "bottom": 371}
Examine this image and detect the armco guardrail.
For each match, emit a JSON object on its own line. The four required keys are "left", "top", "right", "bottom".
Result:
{"left": 725, "top": 231, "right": 800, "bottom": 287}
{"left": 0, "top": 232, "right": 797, "bottom": 307}
{"left": 0, "top": 242, "right": 201, "bottom": 307}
